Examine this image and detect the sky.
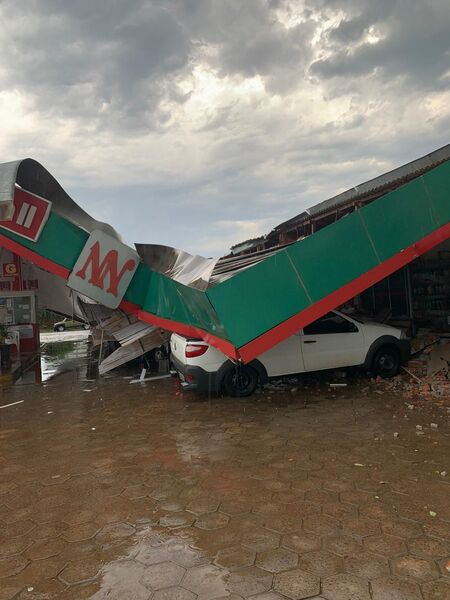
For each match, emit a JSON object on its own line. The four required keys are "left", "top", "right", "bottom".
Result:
{"left": 0, "top": 0, "right": 449, "bottom": 257}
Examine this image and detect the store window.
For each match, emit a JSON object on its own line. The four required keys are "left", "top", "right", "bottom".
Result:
{"left": 0, "top": 296, "right": 33, "bottom": 325}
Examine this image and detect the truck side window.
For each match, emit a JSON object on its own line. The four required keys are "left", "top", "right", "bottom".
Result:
{"left": 304, "top": 313, "right": 358, "bottom": 335}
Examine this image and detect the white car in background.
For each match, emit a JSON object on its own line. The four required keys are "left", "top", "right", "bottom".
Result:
{"left": 53, "top": 317, "right": 90, "bottom": 332}
{"left": 170, "top": 310, "right": 410, "bottom": 397}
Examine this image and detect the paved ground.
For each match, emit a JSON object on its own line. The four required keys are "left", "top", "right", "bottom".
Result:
{"left": 0, "top": 372, "right": 449, "bottom": 599}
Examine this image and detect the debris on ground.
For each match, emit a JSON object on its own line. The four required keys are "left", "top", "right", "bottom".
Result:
{"left": 263, "top": 376, "right": 305, "bottom": 392}
{"left": 263, "top": 380, "right": 291, "bottom": 391}
{"left": 261, "top": 339, "right": 449, "bottom": 406}
{"left": 375, "top": 336, "right": 450, "bottom": 406}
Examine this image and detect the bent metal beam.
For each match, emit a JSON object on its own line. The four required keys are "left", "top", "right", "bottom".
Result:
{"left": 0, "top": 156, "right": 449, "bottom": 364}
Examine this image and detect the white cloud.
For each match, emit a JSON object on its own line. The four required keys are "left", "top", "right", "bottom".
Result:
{"left": 194, "top": 217, "right": 279, "bottom": 256}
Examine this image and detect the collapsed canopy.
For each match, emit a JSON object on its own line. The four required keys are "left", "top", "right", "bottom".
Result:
{"left": 0, "top": 151, "right": 449, "bottom": 364}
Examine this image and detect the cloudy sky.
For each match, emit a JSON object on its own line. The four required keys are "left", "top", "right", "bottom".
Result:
{"left": 0, "top": 0, "right": 449, "bottom": 256}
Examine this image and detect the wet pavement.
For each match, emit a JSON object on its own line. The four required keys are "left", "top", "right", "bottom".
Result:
{"left": 0, "top": 364, "right": 449, "bottom": 599}
{"left": 39, "top": 333, "right": 92, "bottom": 383}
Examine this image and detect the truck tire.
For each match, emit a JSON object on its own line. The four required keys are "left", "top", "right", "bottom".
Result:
{"left": 222, "top": 365, "right": 258, "bottom": 397}
{"left": 372, "top": 345, "right": 400, "bottom": 378}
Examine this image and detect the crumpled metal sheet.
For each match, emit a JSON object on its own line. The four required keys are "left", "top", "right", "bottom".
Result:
{"left": 0, "top": 159, "right": 222, "bottom": 291}
{"left": 79, "top": 294, "right": 165, "bottom": 373}
{"left": 96, "top": 246, "right": 219, "bottom": 373}
{"left": 0, "top": 158, "right": 242, "bottom": 372}
{"left": 0, "top": 159, "right": 120, "bottom": 238}
{"left": 94, "top": 245, "right": 223, "bottom": 374}
{"left": 0, "top": 160, "right": 221, "bottom": 291}
{"left": 135, "top": 244, "right": 218, "bottom": 291}
{"left": 111, "top": 320, "right": 156, "bottom": 347}
{"left": 98, "top": 329, "right": 169, "bottom": 375}
{"left": 78, "top": 300, "right": 117, "bottom": 327}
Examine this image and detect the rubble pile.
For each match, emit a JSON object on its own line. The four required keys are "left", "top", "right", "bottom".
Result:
{"left": 382, "top": 336, "right": 450, "bottom": 404}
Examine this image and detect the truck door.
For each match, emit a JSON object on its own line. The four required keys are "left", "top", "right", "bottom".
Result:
{"left": 300, "top": 312, "right": 365, "bottom": 372}
{"left": 258, "top": 332, "right": 305, "bottom": 377}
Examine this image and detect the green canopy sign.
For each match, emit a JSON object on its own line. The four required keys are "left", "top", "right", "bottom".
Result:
{"left": 0, "top": 156, "right": 449, "bottom": 363}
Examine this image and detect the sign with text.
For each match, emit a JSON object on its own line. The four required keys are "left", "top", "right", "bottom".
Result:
{"left": 0, "top": 188, "right": 52, "bottom": 242}
{"left": 68, "top": 230, "right": 140, "bottom": 308}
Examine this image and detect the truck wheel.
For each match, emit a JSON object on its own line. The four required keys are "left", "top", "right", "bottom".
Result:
{"left": 372, "top": 345, "right": 400, "bottom": 378}
{"left": 222, "top": 366, "right": 258, "bottom": 397}
{"left": 56, "top": 325, "right": 65, "bottom": 332}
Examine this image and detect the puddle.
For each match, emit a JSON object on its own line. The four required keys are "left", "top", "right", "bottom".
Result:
{"left": 89, "top": 530, "right": 229, "bottom": 600}
{"left": 8, "top": 335, "right": 100, "bottom": 386}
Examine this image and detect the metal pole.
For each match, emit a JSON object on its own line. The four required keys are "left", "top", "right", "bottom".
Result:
{"left": 405, "top": 265, "right": 415, "bottom": 336}
{"left": 99, "top": 327, "right": 105, "bottom": 366}
{"left": 387, "top": 275, "right": 392, "bottom": 310}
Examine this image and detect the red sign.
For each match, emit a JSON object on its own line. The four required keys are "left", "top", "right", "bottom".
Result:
{"left": 0, "top": 187, "right": 52, "bottom": 242}
{"left": 75, "top": 241, "right": 137, "bottom": 297}
{"left": 2, "top": 263, "right": 17, "bottom": 277}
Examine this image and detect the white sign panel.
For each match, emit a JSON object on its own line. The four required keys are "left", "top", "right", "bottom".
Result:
{"left": 68, "top": 230, "right": 139, "bottom": 309}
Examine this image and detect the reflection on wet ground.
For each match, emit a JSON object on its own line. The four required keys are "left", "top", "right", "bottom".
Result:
{"left": 6, "top": 334, "right": 95, "bottom": 387}
{"left": 39, "top": 337, "right": 93, "bottom": 383}
{"left": 0, "top": 365, "right": 449, "bottom": 599}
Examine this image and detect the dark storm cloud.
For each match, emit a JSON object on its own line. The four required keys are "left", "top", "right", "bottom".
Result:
{"left": 328, "top": 15, "right": 372, "bottom": 44}
{"left": 0, "top": 0, "right": 315, "bottom": 130}
{"left": 3, "top": 0, "right": 448, "bottom": 130}
{"left": 311, "top": 0, "right": 450, "bottom": 90}
{"left": 0, "top": 0, "right": 192, "bottom": 129}
{"left": 171, "top": 0, "right": 314, "bottom": 91}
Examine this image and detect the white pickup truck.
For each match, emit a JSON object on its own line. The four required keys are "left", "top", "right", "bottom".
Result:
{"left": 170, "top": 310, "right": 410, "bottom": 397}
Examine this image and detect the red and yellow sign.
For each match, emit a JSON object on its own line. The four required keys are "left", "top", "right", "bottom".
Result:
{"left": 2, "top": 263, "right": 17, "bottom": 277}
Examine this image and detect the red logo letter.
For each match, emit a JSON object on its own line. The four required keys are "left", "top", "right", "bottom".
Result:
{"left": 75, "top": 241, "right": 136, "bottom": 297}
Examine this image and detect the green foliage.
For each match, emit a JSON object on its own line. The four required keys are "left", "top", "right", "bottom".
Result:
{"left": 38, "top": 309, "right": 61, "bottom": 326}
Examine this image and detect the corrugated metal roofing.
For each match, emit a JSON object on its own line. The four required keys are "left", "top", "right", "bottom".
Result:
{"left": 307, "top": 143, "right": 450, "bottom": 217}
{"left": 273, "top": 143, "right": 450, "bottom": 233}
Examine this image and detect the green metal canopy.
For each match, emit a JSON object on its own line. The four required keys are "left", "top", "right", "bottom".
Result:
{"left": 0, "top": 152, "right": 449, "bottom": 363}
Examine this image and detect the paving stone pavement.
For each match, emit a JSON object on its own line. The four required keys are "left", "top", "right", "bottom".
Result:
{"left": 0, "top": 376, "right": 449, "bottom": 599}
